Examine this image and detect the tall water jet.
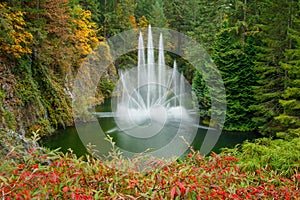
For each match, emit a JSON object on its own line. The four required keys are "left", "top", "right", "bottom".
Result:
{"left": 180, "top": 72, "right": 185, "bottom": 107}
{"left": 138, "top": 32, "right": 145, "bottom": 105}
{"left": 147, "top": 25, "right": 154, "bottom": 109}
{"left": 138, "top": 32, "right": 146, "bottom": 68}
{"left": 172, "top": 61, "right": 178, "bottom": 106}
{"left": 158, "top": 33, "right": 165, "bottom": 102}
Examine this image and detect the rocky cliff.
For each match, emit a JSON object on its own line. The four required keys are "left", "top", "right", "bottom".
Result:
{"left": 0, "top": 41, "right": 116, "bottom": 136}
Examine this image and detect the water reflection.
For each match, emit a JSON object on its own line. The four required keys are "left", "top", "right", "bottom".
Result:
{"left": 41, "top": 121, "right": 259, "bottom": 158}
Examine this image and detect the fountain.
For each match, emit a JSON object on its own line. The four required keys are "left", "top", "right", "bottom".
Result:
{"left": 93, "top": 25, "right": 210, "bottom": 142}
{"left": 73, "top": 25, "right": 226, "bottom": 160}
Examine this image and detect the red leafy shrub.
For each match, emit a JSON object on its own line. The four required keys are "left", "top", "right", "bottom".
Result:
{"left": 0, "top": 146, "right": 299, "bottom": 199}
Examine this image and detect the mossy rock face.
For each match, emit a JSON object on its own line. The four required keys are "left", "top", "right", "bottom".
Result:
{"left": 0, "top": 58, "right": 71, "bottom": 136}
{"left": 27, "top": 119, "right": 52, "bottom": 137}
{"left": 0, "top": 40, "right": 117, "bottom": 136}
{"left": 3, "top": 110, "right": 17, "bottom": 130}
{"left": 73, "top": 41, "right": 117, "bottom": 121}
{"left": 90, "top": 41, "right": 117, "bottom": 103}
{"left": 0, "top": 129, "right": 36, "bottom": 161}
{"left": 0, "top": 63, "right": 21, "bottom": 132}
{"left": 97, "top": 42, "right": 117, "bottom": 99}
{"left": 15, "top": 60, "right": 75, "bottom": 136}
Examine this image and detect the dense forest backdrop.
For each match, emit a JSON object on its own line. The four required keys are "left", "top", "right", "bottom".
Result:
{"left": 0, "top": 0, "right": 299, "bottom": 139}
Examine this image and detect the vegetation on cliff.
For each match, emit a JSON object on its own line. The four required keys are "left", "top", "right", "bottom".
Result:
{"left": 0, "top": 1, "right": 116, "bottom": 136}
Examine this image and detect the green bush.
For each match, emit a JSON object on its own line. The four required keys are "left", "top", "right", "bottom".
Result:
{"left": 222, "top": 137, "right": 300, "bottom": 177}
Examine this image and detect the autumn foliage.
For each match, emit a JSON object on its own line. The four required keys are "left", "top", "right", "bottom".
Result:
{"left": 70, "top": 5, "right": 101, "bottom": 66}
{"left": 0, "top": 0, "right": 101, "bottom": 72}
{"left": 39, "top": 0, "right": 101, "bottom": 73}
{"left": 0, "top": 3, "right": 33, "bottom": 59}
{"left": 0, "top": 143, "right": 299, "bottom": 199}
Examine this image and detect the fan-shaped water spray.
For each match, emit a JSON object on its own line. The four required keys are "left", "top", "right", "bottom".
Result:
{"left": 93, "top": 25, "right": 212, "bottom": 140}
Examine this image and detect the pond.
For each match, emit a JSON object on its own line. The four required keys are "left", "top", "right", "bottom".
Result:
{"left": 41, "top": 124, "right": 259, "bottom": 158}
{"left": 41, "top": 100, "right": 260, "bottom": 158}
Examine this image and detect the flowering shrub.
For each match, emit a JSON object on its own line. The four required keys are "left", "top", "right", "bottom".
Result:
{"left": 0, "top": 143, "right": 299, "bottom": 199}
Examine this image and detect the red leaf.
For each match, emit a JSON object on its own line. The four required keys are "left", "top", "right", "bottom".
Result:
{"left": 63, "top": 186, "right": 70, "bottom": 193}
{"left": 171, "top": 186, "right": 177, "bottom": 199}
{"left": 177, "top": 182, "right": 186, "bottom": 195}
{"left": 50, "top": 172, "right": 58, "bottom": 183}
{"left": 29, "top": 148, "right": 34, "bottom": 154}
{"left": 24, "top": 189, "right": 31, "bottom": 198}
{"left": 285, "top": 188, "right": 290, "bottom": 200}
{"left": 18, "top": 164, "right": 24, "bottom": 169}
{"left": 71, "top": 192, "right": 75, "bottom": 199}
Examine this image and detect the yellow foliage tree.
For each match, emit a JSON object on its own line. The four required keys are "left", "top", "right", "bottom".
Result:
{"left": 0, "top": 3, "right": 32, "bottom": 59}
{"left": 138, "top": 16, "right": 150, "bottom": 28}
{"left": 70, "top": 5, "right": 102, "bottom": 67}
{"left": 39, "top": 1, "right": 102, "bottom": 74}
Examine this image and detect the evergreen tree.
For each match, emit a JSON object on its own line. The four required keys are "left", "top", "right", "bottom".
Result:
{"left": 212, "top": 19, "right": 258, "bottom": 131}
{"left": 163, "top": 0, "right": 188, "bottom": 33}
{"left": 104, "top": 0, "right": 137, "bottom": 37}
{"left": 163, "top": 0, "right": 192, "bottom": 79}
{"left": 185, "top": 0, "right": 229, "bottom": 50}
{"left": 135, "top": 0, "right": 156, "bottom": 20}
{"left": 275, "top": 2, "right": 300, "bottom": 139}
{"left": 148, "top": 0, "right": 167, "bottom": 28}
{"left": 92, "top": 0, "right": 116, "bottom": 37}
{"left": 192, "top": 70, "right": 211, "bottom": 125}
{"left": 251, "top": 0, "right": 298, "bottom": 135}
{"left": 73, "top": 0, "right": 102, "bottom": 30}
{"left": 192, "top": 0, "right": 260, "bottom": 131}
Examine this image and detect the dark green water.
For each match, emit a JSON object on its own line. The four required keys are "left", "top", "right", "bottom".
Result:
{"left": 41, "top": 100, "right": 259, "bottom": 157}
{"left": 41, "top": 124, "right": 259, "bottom": 157}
